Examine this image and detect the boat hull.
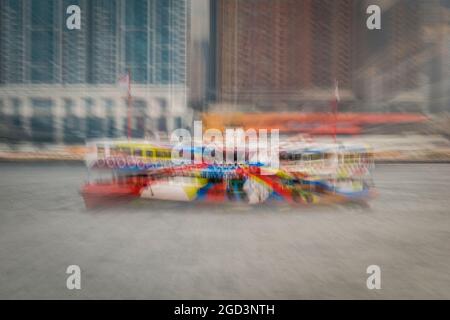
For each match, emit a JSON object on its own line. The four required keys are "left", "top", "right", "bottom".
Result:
{"left": 80, "top": 183, "right": 141, "bottom": 209}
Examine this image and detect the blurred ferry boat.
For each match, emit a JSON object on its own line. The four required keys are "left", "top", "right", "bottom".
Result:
{"left": 80, "top": 139, "right": 375, "bottom": 208}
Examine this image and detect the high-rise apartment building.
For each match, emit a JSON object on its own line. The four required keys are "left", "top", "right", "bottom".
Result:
{"left": 353, "top": 0, "right": 428, "bottom": 112}
{"left": 210, "top": 0, "right": 445, "bottom": 113}
{"left": 211, "top": 0, "right": 354, "bottom": 110}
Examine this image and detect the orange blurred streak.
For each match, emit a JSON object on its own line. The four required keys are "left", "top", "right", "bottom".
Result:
{"left": 202, "top": 112, "right": 427, "bottom": 134}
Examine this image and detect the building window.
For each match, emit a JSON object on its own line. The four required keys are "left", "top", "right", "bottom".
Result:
{"left": 106, "top": 118, "right": 116, "bottom": 138}
{"left": 31, "top": 98, "right": 54, "bottom": 142}
{"left": 158, "top": 116, "right": 167, "bottom": 132}
{"left": 104, "top": 99, "right": 115, "bottom": 117}
{"left": 133, "top": 99, "right": 147, "bottom": 112}
{"left": 64, "top": 98, "right": 75, "bottom": 115}
{"left": 158, "top": 98, "right": 167, "bottom": 112}
{"left": 84, "top": 98, "right": 104, "bottom": 139}
{"left": 84, "top": 98, "right": 95, "bottom": 115}
{"left": 64, "top": 116, "right": 84, "bottom": 144}
{"left": 11, "top": 97, "right": 21, "bottom": 113}
{"left": 31, "top": 98, "right": 52, "bottom": 115}
{"left": 124, "top": 0, "right": 148, "bottom": 84}
{"left": 174, "top": 117, "right": 182, "bottom": 128}
{"left": 30, "top": 0, "right": 56, "bottom": 83}
{"left": 11, "top": 98, "right": 23, "bottom": 131}
{"left": 86, "top": 117, "right": 104, "bottom": 139}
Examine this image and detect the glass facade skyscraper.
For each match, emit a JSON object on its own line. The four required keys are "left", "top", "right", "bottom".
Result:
{"left": 0, "top": 0, "right": 191, "bottom": 144}
{"left": 0, "top": 0, "right": 188, "bottom": 85}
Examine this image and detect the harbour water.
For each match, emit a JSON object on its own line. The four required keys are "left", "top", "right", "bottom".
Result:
{"left": 0, "top": 162, "right": 449, "bottom": 299}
